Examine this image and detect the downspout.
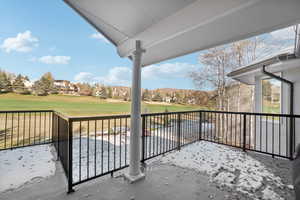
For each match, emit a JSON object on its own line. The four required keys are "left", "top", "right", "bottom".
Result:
{"left": 295, "top": 24, "right": 300, "bottom": 58}
{"left": 262, "top": 65, "right": 294, "bottom": 159}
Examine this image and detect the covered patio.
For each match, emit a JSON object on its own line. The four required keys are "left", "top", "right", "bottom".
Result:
{"left": 0, "top": 141, "right": 294, "bottom": 200}
{"left": 63, "top": 0, "right": 300, "bottom": 186}
{"left": 1, "top": 1, "right": 300, "bottom": 199}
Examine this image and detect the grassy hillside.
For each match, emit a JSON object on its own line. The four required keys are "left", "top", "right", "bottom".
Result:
{"left": 0, "top": 93, "right": 205, "bottom": 116}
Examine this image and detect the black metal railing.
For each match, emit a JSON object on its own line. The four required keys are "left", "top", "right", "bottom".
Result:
{"left": 141, "top": 111, "right": 200, "bottom": 161}
{"left": 0, "top": 109, "right": 298, "bottom": 192}
{"left": 68, "top": 114, "right": 131, "bottom": 189}
{"left": 0, "top": 110, "right": 53, "bottom": 150}
{"left": 52, "top": 111, "right": 73, "bottom": 192}
{"left": 200, "top": 110, "right": 297, "bottom": 159}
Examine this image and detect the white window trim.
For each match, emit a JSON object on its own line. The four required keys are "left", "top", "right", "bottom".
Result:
{"left": 260, "top": 73, "right": 282, "bottom": 124}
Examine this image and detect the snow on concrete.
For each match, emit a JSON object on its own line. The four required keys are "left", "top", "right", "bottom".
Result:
{"left": 0, "top": 145, "right": 56, "bottom": 192}
{"left": 158, "top": 141, "right": 292, "bottom": 200}
{"left": 262, "top": 186, "right": 284, "bottom": 200}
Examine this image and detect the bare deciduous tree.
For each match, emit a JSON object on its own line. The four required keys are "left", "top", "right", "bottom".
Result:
{"left": 189, "top": 46, "right": 234, "bottom": 111}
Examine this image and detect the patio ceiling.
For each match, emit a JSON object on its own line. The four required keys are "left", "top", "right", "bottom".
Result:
{"left": 64, "top": 0, "right": 300, "bottom": 66}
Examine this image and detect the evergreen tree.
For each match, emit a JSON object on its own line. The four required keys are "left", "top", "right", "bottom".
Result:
{"left": 107, "top": 87, "right": 112, "bottom": 98}
{"left": 0, "top": 71, "right": 12, "bottom": 93}
{"left": 142, "top": 89, "right": 151, "bottom": 101}
{"left": 123, "top": 91, "right": 130, "bottom": 101}
{"left": 33, "top": 72, "right": 55, "bottom": 96}
{"left": 152, "top": 92, "right": 163, "bottom": 102}
{"left": 98, "top": 86, "right": 108, "bottom": 99}
{"left": 78, "top": 83, "right": 93, "bottom": 96}
{"left": 12, "top": 74, "right": 28, "bottom": 94}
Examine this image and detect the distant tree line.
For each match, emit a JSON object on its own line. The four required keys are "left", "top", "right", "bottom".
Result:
{"left": 0, "top": 69, "right": 213, "bottom": 106}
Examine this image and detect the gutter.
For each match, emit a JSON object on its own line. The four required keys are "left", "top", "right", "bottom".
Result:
{"left": 295, "top": 24, "right": 300, "bottom": 58}
{"left": 228, "top": 53, "right": 296, "bottom": 78}
{"left": 262, "top": 65, "right": 294, "bottom": 159}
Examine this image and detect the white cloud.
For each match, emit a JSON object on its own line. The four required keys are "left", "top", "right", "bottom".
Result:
{"left": 74, "top": 62, "right": 197, "bottom": 86}
{"left": 142, "top": 62, "right": 197, "bottom": 80}
{"left": 97, "top": 67, "right": 131, "bottom": 85}
{"left": 74, "top": 67, "right": 131, "bottom": 86}
{"left": 74, "top": 72, "right": 95, "bottom": 82}
{"left": 36, "top": 55, "right": 71, "bottom": 64}
{"left": 1, "top": 31, "right": 39, "bottom": 53}
{"left": 90, "top": 33, "right": 110, "bottom": 43}
{"left": 270, "top": 26, "right": 295, "bottom": 40}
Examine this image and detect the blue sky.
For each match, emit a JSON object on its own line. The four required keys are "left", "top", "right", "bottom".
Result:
{"left": 0, "top": 1, "right": 296, "bottom": 90}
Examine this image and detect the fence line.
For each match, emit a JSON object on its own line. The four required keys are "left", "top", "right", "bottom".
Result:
{"left": 0, "top": 110, "right": 53, "bottom": 151}
{"left": 0, "top": 109, "right": 297, "bottom": 192}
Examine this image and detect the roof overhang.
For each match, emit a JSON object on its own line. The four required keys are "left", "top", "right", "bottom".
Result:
{"left": 64, "top": 0, "right": 300, "bottom": 66}
{"left": 228, "top": 57, "right": 300, "bottom": 85}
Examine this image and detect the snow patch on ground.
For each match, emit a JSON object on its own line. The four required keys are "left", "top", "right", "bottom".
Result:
{"left": 158, "top": 141, "right": 290, "bottom": 199}
{"left": 262, "top": 186, "right": 284, "bottom": 200}
{"left": 0, "top": 145, "right": 56, "bottom": 192}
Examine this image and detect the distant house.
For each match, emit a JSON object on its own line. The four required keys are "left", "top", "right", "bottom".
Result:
{"left": 54, "top": 80, "right": 70, "bottom": 88}
{"left": 24, "top": 80, "right": 34, "bottom": 90}
{"left": 164, "top": 96, "right": 172, "bottom": 103}
{"left": 54, "top": 80, "right": 78, "bottom": 94}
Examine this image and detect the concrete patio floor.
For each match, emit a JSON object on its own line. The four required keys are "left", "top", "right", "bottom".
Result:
{"left": 0, "top": 161, "right": 233, "bottom": 200}
{"left": 0, "top": 143, "right": 295, "bottom": 200}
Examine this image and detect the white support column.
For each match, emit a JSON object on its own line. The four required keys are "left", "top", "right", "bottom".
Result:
{"left": 124, "top": 40, "right": 145, "bottom": 183}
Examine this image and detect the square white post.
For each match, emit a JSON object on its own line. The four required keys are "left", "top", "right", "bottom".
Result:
{"left": 124, "top": 40, "right": 145, "bottom": 182}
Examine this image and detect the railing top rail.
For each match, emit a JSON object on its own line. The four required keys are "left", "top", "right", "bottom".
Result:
{"left": 68, "top": 109, "right": 205, "bottom": 121}
{"left": 69, "top": 114, "right": 131, "bottom": 122}
{"left": 1, "top": 109, "right": 299, "bottom": 119}
{"left": 199, "top": 110, "right": 300, "bottom": 118}
{"left": 0, "top": 109, "right": 54, "bottom": 113}
{"left": 53, "top": 111, "right": 71, "bottom": 121}
{"left": 68, "top": 109, "right": 300, "bottom": 122}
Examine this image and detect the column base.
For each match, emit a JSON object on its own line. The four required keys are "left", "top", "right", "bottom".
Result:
{"left": 124, "top": 172, "right": 145, "bottom": 183}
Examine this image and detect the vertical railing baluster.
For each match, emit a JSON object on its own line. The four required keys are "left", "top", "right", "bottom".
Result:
{"left": 260, "top": 115, "right": 262, "bottom": 151}
{"left": 125, "top": 117, "right": 128, "bottom": 164}
{"left": 142, "top": 116, "right": 145, "bottom": 162}
{"left": 249, "top": 115, "right": 251, "bottom": 149}
{"left": 67, "top": 119, "right": 74, "bottom": 193}
{"left": 266, "top": 116, "right": 268, "bottom": 153}
{"left": 68, "top": 119, "right": 74, "bottom": 193}
{"left": 279, "top": 116, "right": 281, "bottom": 156}
{"left": 79, "top": 121, "right": 82, "bottom": 182}
{"left": 17, "top": 112, "right": 20, "bottom": 147}
{"left": 286, "top": 117, "right": 288, "bottom": 158}
{"left": 23, "top": 112, "right": 25, "bottom": 146}
{"left": 272, "top": 116, "right": 275, "bottom": 158}
{"left": 113, "top": 118, "right": 116, "bottom": 171}
{"left": 11, "top": 113, "right": 14, "bottom": 148}
{"left": 290, "top": 116, "right": 294, "bottom": 160}
{"left": 177, "top": 113, "right": 181, "bottom": 150}
{"left": 87, "top": 120, "right": 90, "bottom": 179}
{"left": 119, "top": 118, "right": 122, "bottom": 167}
{"left": 254, "top": 115, "right": 257, "bottom": 151}
{"left": 94, "top": 120, "right": 97, "bottom": 176}
{"left": 101, "top": 120, "right": 104, "bottom": 174}
{"left": 243, "top": 114, "right": 247, "bottom": 152}
{"left": 29, "top": 112, "right": 32, "bottom": 145}
{"left": 44, "top": 112, "right": 46, "bottom": 143}
{"left": 108, "top": 119, "right": 110, "bottom": 172}
{"left": 199, "top": 112, "right": 202, "bottom": 141}
{"left": 39, "top": 112, "right": 42, "bottom": 144}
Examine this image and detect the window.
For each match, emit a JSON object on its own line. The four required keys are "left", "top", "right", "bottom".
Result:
{"left": 261, "top": 78, "right": 281, "bottom": 114}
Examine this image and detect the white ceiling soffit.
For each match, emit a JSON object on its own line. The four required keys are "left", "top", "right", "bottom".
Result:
{"left": 64, "top": 0, "right": 300, "bottom": 66}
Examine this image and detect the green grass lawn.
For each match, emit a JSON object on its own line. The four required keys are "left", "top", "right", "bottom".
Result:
{"left": 0, "top": 93, "right": 205, "bottom": 116}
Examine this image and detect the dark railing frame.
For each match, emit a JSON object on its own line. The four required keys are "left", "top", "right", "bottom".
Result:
{"left": 1, "top": 109, "right": 298, "bottom": 193}
{"left": 0, "top": 110, "right": 53, "bottom": 151}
